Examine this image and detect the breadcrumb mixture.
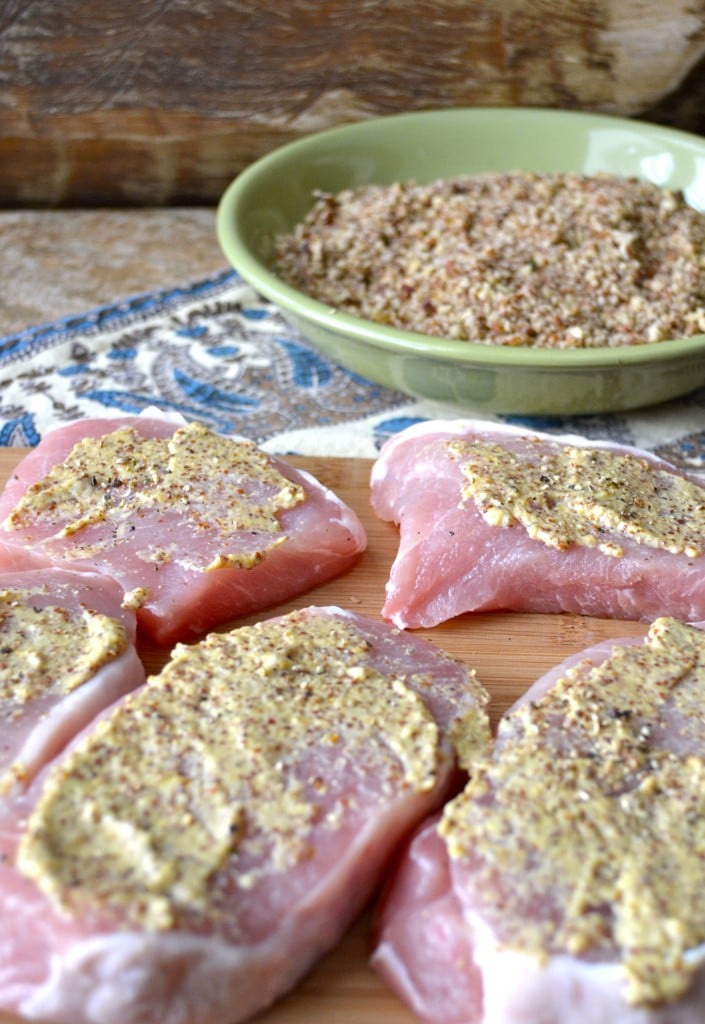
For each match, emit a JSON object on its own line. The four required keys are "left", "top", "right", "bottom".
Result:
{"left": 275, "top": 172, "right": 705, "bottom": 349}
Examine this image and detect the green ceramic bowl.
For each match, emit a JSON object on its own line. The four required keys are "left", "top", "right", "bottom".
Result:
{"left": 216, "top": 107, "right": 705, "bottom": 415}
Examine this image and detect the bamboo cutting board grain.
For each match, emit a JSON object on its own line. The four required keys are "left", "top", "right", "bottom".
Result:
{"left": 0, "top": 449, "right": 648, "bottom": 1024}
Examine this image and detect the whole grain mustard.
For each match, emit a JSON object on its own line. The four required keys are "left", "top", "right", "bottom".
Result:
{"left": 3, "top": 422, "right": 305, "bottom": 571}
{"left": 448, "top": 438, "right": 705, "bottom": 557}
{"left": 441, "top": 617, "right": 705, "bottom": 1006}
{"left": 0, "top": 586, "right": 129, "bottom": 793}
{"left": 17, "top": 610, "right": 487, "bottom": 930}
{"left": 0, "top": 588, "right": 129, "bottom": 706}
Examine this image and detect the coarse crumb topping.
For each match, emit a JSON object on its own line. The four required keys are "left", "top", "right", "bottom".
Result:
{"left": 275, "top": 172, "right": 705, "bottom": 348}
{"left": 441, "top": 617, "right": 705, "bottom": 1006}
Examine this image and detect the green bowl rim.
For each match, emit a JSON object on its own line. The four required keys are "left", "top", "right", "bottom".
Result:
{"left": 216, "top": 106, "right": 705, "bottom": 372}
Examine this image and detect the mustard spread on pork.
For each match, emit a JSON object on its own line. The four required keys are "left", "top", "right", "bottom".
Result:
{"left": 17, "top": 611, "right": 474, "bottom": 931}
{"left": 3, "top": 422, "right": 305, "bottom": 570}
{"left": 441, "top": 617, "right": 705, "bottom": 1006}
{"left": 0, "top": 587, "right": 129, "bottom": 793}
{"left": 0, "top": 588, "right": 129, "bottom": 706}
{"left": 448, "top": 438, "right": 705, "bottom": 557}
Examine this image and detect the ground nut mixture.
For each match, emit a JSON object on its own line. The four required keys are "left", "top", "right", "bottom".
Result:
{"left": 275, "top": 172, "right": 705, "bottom": 349}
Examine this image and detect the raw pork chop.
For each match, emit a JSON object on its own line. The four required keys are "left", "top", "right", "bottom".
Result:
{"left": 0, "top": 605, "right": 489, "bottom": 1024}
{"left": 0, "top": 567, "right": 144, "bottom": 808}
{"left": 0, "top": 414, "right": 367, "bottom": 644}
{"left": 372, "top": 616, "right": 705, "bottom": 1023}
{"left": 370, "top": 418, "right": 705, "bottom": 628}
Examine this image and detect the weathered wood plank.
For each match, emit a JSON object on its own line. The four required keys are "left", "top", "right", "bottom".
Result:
{"left": 0, "top": 0, "right": 704, "bottom": 206}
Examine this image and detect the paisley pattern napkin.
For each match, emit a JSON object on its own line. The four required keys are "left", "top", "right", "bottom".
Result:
{"left": 1, "top": 268, "right": 705, "bottom": 470}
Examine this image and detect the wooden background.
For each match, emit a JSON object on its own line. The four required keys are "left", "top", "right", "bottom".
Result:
{"left": 1, "top": 0, "right": 705, "bottom": 207}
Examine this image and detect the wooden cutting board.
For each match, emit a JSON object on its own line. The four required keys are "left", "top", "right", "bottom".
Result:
{"left": 0, "top": 449, "right": 648, "bottom": 1024}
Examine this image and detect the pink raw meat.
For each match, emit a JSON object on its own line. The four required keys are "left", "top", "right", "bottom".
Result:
{"left": 0, "top": 567, "right": 145, "bottom": 808}
{"left": 372, "top": 618, "right": 705, "bottom": 1023}
{"left": 0, "top": 415, "right": 367, "bottom": 644}
{"left": 0, "top": 605, "right": 489, "bottom": 1024}
{"left": 370, "top": 419, "right": 705, "bottom": 628}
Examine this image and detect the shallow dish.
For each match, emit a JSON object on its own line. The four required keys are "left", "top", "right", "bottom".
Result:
{"left": 216, "top": 107, "right": 705, "bottom": 415}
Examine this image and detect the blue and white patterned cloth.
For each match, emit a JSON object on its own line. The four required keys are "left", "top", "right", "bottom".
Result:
{"left": 2, "top": 268, "right": 705, "bottom": 469}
